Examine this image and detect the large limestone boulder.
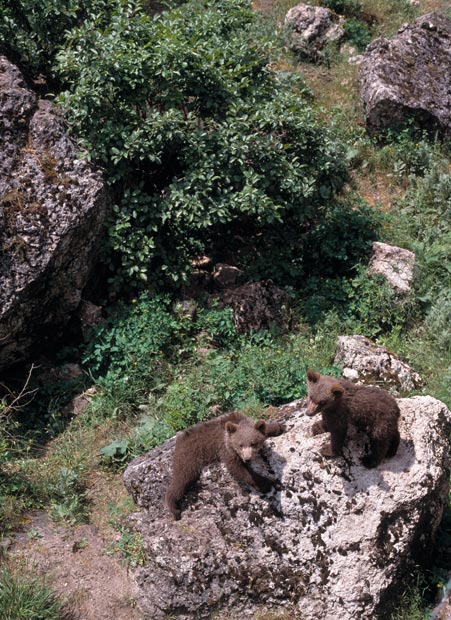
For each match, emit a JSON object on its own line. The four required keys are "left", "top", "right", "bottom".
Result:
{"left": 124, "top": 396, "right": 451, "bottom": 620}
{"left": 0, "top": 57, "right": 110, "bottom": 371}
{"left": 285, "top": 3, "right": 345, "bottom": 61}
{"left": 369, "top": 241, "right": 416, "bottom": 294}
{"left": 335, "top": 334, "right": 423, "bottom": 394}
{"left": 359, "top": 13, "right": 451, "bottom": 136}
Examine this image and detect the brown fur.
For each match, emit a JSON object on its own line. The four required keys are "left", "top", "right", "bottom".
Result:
{"left": 165, "top": 411, "right": 283, "bottom": 520}
{"left": 306, "top": 370, "right": 400, "bottom": 468}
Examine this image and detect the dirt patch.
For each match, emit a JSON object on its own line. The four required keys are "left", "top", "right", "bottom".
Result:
{"left": 11, "top": 511, "right": 138, "bottom": 620}
{"left": 353, "top": 173, "right": 405, "bottom": 211}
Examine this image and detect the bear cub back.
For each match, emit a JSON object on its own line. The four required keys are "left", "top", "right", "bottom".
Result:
{"left": 306, "top": 370, "right": 400, "bottom": 468}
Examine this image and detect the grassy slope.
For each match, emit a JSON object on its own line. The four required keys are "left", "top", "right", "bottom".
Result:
{"left": 2, "top": 0, "right": 451, "bottom": 618}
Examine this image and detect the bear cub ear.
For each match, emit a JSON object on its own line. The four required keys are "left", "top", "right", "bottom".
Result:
{"left": 254, "top": 420, "right": 267, "bottom": 434}
{"left": 331, "top": 383, "right": 344, "bottom": 398}
{"left": 307, "top": 370, "right": 320, "bottom": 383}
{"left": 225, "top": 421, "right": 238, "bottom": 434}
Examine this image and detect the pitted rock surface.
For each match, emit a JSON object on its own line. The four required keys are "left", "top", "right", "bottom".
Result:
{"left": 359, "top": 13, "right": 451, "bottom": 136}
{"left": 0, "top": 56, "right": 110, "bottom": 370}
{"left": 285, "top": 3, "right": 345, "bottom": 60}
{"left": 210, "top": 279, "right": 291, "bottom": 333}
{"left": 369, "top": 241, "right": 416, "bottom": 294}
{"left": 123, "top": 396, "right": 450, "bottom": 620}
{"left": 335, "top": 335, "right": 423, "bottom": 394}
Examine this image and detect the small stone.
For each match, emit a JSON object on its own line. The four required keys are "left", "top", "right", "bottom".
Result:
{"left": 285, "top": 3, "right": 345, "bottom": 61}
{"left": 368, "top": 241, "right": 416, "bottom": 295}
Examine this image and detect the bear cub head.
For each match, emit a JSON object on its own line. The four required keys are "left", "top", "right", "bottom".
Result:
{"left": 306, "top": 370, "right": 344, "bottom": 417}
{"left": 225, "top": 418, "right": 270, "bottom": 462}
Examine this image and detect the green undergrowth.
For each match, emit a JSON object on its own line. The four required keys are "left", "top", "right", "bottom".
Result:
{"left": 0, "top": 561, "right": 68, "bottom": 620}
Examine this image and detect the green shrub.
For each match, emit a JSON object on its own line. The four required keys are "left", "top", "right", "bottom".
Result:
{"left": 343, "top": 267, "right": 417, "bottom": 338}
{"left": 56, "top": 0, "right": 350, "bottom": 290}
{"left": 424, "top": 292, "right": 451, "bottom": 354}
{"left": 374, "top": 128, "right": 443, "bottom": 183}
{"left": 388, "top": 156, "right": 451, "bottom": 306}
{"left": 100, "top": 415, "right": 172, "bottom": 468}
{"left": 320, "top": 0, "right": 362, "bottom": 17}
{"left": 0, "top": 564, "right": 66, "bottom": 620}
{"left": 225, "top": 196, "right": 380, "bottom": 284}
{"left": 0, "top": 0, "right": 110, "bottom": 78}
{"left": 83, "top": 295, "right": 179, "bottom": 376}
{"left": 343, "top": 18, "right": 371, "bottom": 50}
{"left": 196, "top": 305, "right": 239, "bottom": 349}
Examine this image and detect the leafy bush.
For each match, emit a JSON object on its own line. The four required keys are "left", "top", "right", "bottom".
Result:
{"left": 389, "top": 157, "right": 451, "bottom": 305}
{"left": 320, "top": 0, "right": 362, "bottom": 17}
{"left": 222, "top": 196, "right": 380, "bottom": 284}
{"left": 56, "top": 0, "right": 351, "bottom": 290}
{"left": 0, "top": 564, "right": 65, "bottom": 620}
{"left": 196, "top": 305, "right": 238, "bottom": 349}
{"left": 83, "top": 295, "right": 179, "bottom": 376}
{"left": 374, "top": 128, "right": 443, "bottom": 184}
{"left": 424, "top": 292, "right": 451, "bottom": 354}
{"left": 83, "top": 294, "right": 243, "bottom": 419}
{"left": 343, "top": 18, "right": 371, "bottom": 50}
{"left": 343, "top": 267, "right": 417, "bottom": 338}
{"left": 0, "top": 0, "right": 110, "bottom": 78}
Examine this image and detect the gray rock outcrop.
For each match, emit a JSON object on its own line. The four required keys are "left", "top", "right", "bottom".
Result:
{"left": 210, "top": 279, "right": 291, "bottom": 333}
{"left": 335, "top": 334, "right": 423, "bottom": 393}
{"left": 369, "top": 241, "right": 416, "bottom": 294}
{"left": 285, "top": 3, "right": 345, "bottom": 60}
{"left": 0, "top": 56, "right": 110, "bottom": 371}
{"left": 359, "top": 13, "right": 451, "bottom": 136}
{"left": 123, "top": 396, "right": 450, "bottom": 620}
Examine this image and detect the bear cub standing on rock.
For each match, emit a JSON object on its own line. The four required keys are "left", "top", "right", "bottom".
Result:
{"left": 165, "top": 411, "right": 283, "bottom": 520}
{"left": 306, "top": 370, "right": 400, "bottom": 468}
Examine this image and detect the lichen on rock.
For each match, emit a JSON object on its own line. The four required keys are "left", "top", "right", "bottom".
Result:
{"left": 0, "top": 56, "right": 110, "bottom": 371}
{"left": 359, "top": 13, "right": 451, "bottom": 136}
{"left": 334, "top": 334, "right": 423, "bottom": 394}
{"left": 123, "top": 396, "right": 450, "bottom": 620}
{"left": 284, "top": 3, "right": 345, "bottom": 61}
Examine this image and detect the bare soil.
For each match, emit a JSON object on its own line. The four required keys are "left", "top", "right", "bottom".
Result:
{"left": 11, "top": 510, "right": 138, "bottom": 620}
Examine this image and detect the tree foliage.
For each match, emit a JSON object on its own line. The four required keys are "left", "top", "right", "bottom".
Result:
{"left": 1, "top": 0, "right": 375, "bottom": 291}
{"left": 55, "top": 0, "right": 354, "bottom": 289}
{"left": 0, "top": 0, "right": 110, "bottom": 77}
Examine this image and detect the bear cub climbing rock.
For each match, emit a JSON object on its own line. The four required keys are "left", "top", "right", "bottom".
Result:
{"left": 165, "top": 411, "right": 283, "bottom": 520}
{"left": 306, "top": 370, "right": 400, "bottom": 468}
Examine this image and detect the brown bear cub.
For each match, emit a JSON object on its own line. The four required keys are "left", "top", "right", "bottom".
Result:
{"left": 306, "top": 370, "right": 400, "bottom": 468}
{"left": 165, "top": 411, "right": 283, "bottom": 520}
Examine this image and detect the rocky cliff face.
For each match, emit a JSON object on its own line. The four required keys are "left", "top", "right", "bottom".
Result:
{"left": 0, "top": 56, "right": 110, "bottom": 371}
{"left": 359, "top": 12, "right": 451, "bottom": 136}
{"left": 124, "top": 396, "right": 451, "bottom": 620}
